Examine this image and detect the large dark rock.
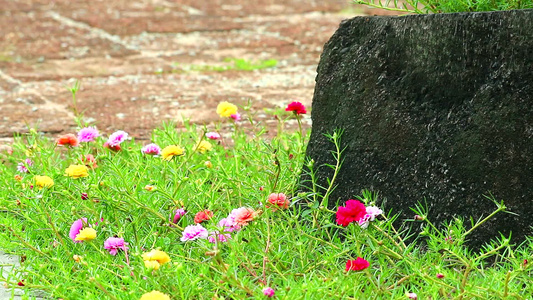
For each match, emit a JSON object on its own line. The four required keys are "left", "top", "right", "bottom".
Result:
{"left": 303, "top": 9, "right": 533, "bottom": 247}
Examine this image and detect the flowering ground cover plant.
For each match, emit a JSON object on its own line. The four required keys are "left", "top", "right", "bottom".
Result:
{"left": 0, "top": 93, "right": 532, "bottom": 299}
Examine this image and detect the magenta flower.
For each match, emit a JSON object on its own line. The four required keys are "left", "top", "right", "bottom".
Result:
{"left": 208, "top": 232, "right": 231, "bottom": 243}
{"left": 103, "top": 237, "right": 129, "bottom": 255}
{"left": 77, "top": 127, "right": 100, "bottom": 142}
{"left": 141, "top": 143, "right": 161, "bottom": 155}
{"left": 69, "top": 218, "right": 88, "bottom": 243}
{"left": 205, "top": 132, "right": 221, "bottom": 140}
{"left": 230, "top": 113, "right": 241, "bottom": 122}
{"left": 262, "top": 287, "right": 275, "bottom": 297}
{"left": 172, "top": 208, "right": 186, "bottom": 224}
{"left": 218, "top": 217, "right": 241, "bottom": 233}
{"left": 180, "top": 224, "right": 208, "bottom": 242}
{"left": 107, "top": 130, "right": 129, "bottom": 147}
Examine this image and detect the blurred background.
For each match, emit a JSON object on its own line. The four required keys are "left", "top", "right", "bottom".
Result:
{"left": 0, "top": 0, "right": 394, "bottom": 142}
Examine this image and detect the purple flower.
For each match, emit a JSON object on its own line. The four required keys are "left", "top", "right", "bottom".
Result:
{"left": 69, "top": 218, "right": 88, "bottom": 243}
{"left": 205, "top": 132, "right": 221, "bottom": 140}
{"left": 107, "top": 130, "right": 129, "bottom": 147}
{"left": 180, "top": 224, "right": 208, "bottom": 242}
{"left": 172, "top": 208, "right": 186, "bottom": 224}
{"left": 141, "top": 143, "right": 161, "bottom": 155}
{"left": 103, "top": 237, "right": 129, "bottom": 255}
{"left": 262, "top": 287, "right": 275, "bottom": 297}
{"left": 208, "top": 232, "right": 231, "bottom": 243}
{"left": 77, "top": 127, "right": 100, "bottom": 142}
{"left": 218, "top": 217, "right": 241, "bottom": 233}
{"left": 230, "top": 113, "right": 241, "bottom": 122}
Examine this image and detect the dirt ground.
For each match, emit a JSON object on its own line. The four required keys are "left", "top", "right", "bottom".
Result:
{"left": 0, "top": 0, "right": 394, "bottom": 143}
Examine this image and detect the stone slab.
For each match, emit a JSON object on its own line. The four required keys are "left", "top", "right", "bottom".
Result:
{"left": 304, "top": 9, "right": 533, "bottom": 248}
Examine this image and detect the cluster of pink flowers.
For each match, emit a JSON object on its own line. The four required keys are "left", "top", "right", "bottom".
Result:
{"left": 106, "top": 130, "right": 129, "bottom": 147}
{"left": 180, "top": 207, "right": 258, "bottom": 243}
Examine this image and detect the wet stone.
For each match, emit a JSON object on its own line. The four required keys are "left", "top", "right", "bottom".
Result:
{"left": 303, "top": 9, "right": 533, "bottom": 248}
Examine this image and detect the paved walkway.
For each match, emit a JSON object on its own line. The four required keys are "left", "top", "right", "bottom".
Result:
{"left": 0, "top": 0, "right": 395, "bottom": 143}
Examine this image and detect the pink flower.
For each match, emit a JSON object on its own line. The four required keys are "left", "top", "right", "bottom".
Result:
{"left": 406, "top": 292, "right": 418, "bottom": 299}
{"left": 107, "top": 130, "right": 129, "bottom": 147}
{"left": 69, "top": 218, "right": 88, "bottom": 243}
{"left": 172, "top": 208, "right": 186, "bottom": 224}
{"left": 229, "top": 207, "right": 258, "bottom": 226}
{"left": 81, "top": 193, "right": 89, "bottom": 200}
{"left": 358, "top": 205, "right": 383, "bottom": 228}
{"left": 267, "top": 193, "right": 290, "bottom": 209}
{"left": 436, "top": 273, "right": 444, "bottom": 279}
{"left": 181, "top": 224, "right": 208, "bottom": 242}
{"left": 205, "top": 132, "right": 221, "bottom": 140}
{"left": 103, "top": 237, "right": 129, "bottom": 255}
{"left": 208, "top": 232, "right": 231, "bottom": 243}
{"left": 218, "top": 217, "right": 241, "bottom": 233}
{"left": 345, "top": 257, "right": 370, "bottom": 271}
{"left": 230, "top": 113, "right": 241, "bottom": 122}
{"left": 262, "top": 287, "right": 275, "bottom": 297}
{"left": 285, "top": 101, "right": 307, "bottom": 115}
{"left": 77, "top": 127, "right": 100, "bottom": 142}
{"left": 141, "top": 143, "right": 161, "bottom": 155}
{"left": 336, "top": 200, "right": 367, "bottom": 227}
{"left": 17, "top": 160, "right": 30, "bottom": 173}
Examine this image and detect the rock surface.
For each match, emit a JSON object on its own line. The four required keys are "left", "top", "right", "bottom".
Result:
{"left": 304, "top": 9, "right": 533, "bottom": 247}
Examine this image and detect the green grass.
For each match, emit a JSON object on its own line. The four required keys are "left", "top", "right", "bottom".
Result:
{"left": 161, "top": 58, "right": 278, "bottom": 74}
{"left": 0, "top": 99, "right": 531, "bottom": 299}
{"left": 353, "top": 0, "right": 533, "bottom": 14}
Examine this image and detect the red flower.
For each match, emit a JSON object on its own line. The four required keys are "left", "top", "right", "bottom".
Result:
{"left": 336, "top": 199, "right": 367, "bottom": 227}
{"left": 81, "top": 154, "right": 98, "bottom": 168}
{"left": 194, "top": 209, "right": 213, "bottom": 224}
{"left": 345, "top": 257, "right": 369, "bottom": 271}
{"left": 56, "top": 133, "right": 79, "bottom": 147}
{"left": 103, "top": 142, "right": 121, "bottom": 151}
{"left": 17, "top": 280, "right": 24, "bottom": 286}
{"left": 285, "top": 101, "right": 307, "bottom": 115}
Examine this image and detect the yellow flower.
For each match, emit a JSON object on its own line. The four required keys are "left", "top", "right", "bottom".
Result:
{"left": 194, "top": 140, "right": 212, "bottom": 153}
{"left": 204, "top": 161, "right": 213, "bottom": 168}
{"left": 143, "top": 260, "right": 161, "bottom": 270}
{"left": 142, "top": 249, "right": 171, "bottom": 270}
{"left": 140, "top": 290, "right": 171, "bottom": 300}
{"left": 34, "top": 175, "right": 54, "bottom": 188}
{"left": 75, "top": 227, "right": 97, "bottom": 241}
{"left": 216, "top": 101, "right": 238, "bottom": 117}
{"left": 161, "top": 145, "right": 185, "bottom": 161}
{"left": 65, "top": 164, "right": 89, "bottom": 178}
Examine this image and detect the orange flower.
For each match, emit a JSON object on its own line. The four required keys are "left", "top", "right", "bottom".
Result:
{"left": 194, "top": 209, "right": 213, "bottom": 224}
{"left": 56, "top": 134, "right": 79, "bottom": 147}
{"left": 14, "top": 175, "right": 23, "bottom": 181}
{"left": 231, "top": 207, "right": 258, "bottom": 226}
